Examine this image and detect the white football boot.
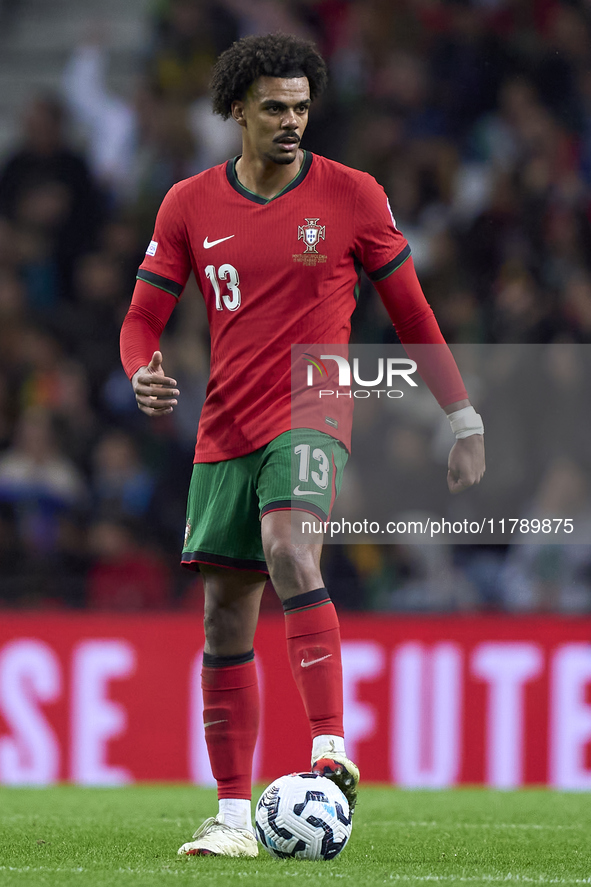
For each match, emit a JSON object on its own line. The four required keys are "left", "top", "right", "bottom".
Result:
{"left": 178, "top": 813, "right": 258, "bottom": 857}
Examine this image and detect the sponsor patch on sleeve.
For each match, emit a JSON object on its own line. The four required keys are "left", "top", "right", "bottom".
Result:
{"left": 146, "top": 240, "right": 158, "bottom": 256}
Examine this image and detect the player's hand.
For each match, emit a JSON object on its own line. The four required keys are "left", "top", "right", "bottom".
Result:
{"left": 447, "top": 435, "right": 485, "bottom": 494}
{"left": 132, "top": 351, "right": 179, "bottom": 417}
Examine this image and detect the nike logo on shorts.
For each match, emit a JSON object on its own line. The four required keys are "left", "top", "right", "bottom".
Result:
{"left": 204, "top": 719, "right": 228, "bottom": 728}
{"left": 203, "top": 235, "right": 235, "bottom": 249}
{"left": 293, "top": 486, "right": 323, "bottom": 496}
{"left": 301, "top": 654, "right": 332, "bottom": 668}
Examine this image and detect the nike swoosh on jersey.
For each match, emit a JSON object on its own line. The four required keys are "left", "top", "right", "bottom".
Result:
{"left": 204, "top": 719, "right": 228, "bottom": 728}
{"left": 293, "top": 486, "right": 324, "bottom": 496}
{"left": 301, "top": 654, "right": 332, "bottom": 668}
{"left": 203, "top": 235, "right": 235, "bottom": 249}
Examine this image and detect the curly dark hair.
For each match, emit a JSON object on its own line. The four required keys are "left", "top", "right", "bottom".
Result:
{"left": 210, "top": 33, "right": 328, "bottom": 119}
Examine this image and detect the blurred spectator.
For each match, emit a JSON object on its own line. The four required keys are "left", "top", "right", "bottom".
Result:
{"left": 0, "top": 405, "right": 87, "bottom": 554}
{"left": 470, "top": 76, "right": 541, "bottom": 171}
{"left": 62, "top": 39, "right": 136, "bottom": 204}
{"left": 52, "top": 250, "right": 129, "bottom": 396}
{"left": 534, "top": 4, "right": 590, "bottom": 131}
{"left": 15, "top": 328, "right": 97, "bottom": 463}
{"left": 62, "top": 35, "right": 240, "bottom": 213}
{"left": 500, "top": 457, "right": 591, "bottom": 612}
{"left": 148, "top": 0, "right": 239, "bottom": 102}
{"left": 131, "top": 87, "right": 199, "bottom": 240}
{"left": 0, "top": 94, "right": 104, "bottom": 297}
{"left": 90, "top": 429, "right": 155, "bottom": 520}
{"left": 489, "top": 263, "right": 553, "bottom": 342}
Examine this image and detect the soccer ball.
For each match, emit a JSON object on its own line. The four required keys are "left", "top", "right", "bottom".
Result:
{"left": 255, "top": 771, "right": 352, "bottom": 860}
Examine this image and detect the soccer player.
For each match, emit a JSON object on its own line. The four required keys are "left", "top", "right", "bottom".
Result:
{"left": 120, "top": 33, "right": 485, "bottom": 858}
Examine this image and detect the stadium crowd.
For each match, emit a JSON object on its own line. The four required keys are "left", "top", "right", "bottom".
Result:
{"left": 0, "top": 0, "right": 590, "bottom": 612}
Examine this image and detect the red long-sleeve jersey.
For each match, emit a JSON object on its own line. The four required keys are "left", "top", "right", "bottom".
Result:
{"left": 121, "top": 152, "right": 466, "bottom": 462}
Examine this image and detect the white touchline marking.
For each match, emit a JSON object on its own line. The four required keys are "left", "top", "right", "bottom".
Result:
{"left": 203, "top": 235, "right": 235, "bottom": 249}
{"left": 386, "top": 877, "right": 591, "bottom": 885}
{"left": 0, "top": 869, "right": 589, "bottom": 883}
{"left": 301, "top": 653, "right": 332, "bottom": 668}
{"left": 361, "top": 821, "right": 582, "bottom": 831}
{"left": 203, "top": 718, "right": 228, "bottom": 728}
{"left": 0, "top": 867, "right": 87, "bottom": 874}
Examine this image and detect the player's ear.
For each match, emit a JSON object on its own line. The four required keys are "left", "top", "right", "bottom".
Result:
{"left": 231, "top": 100, "right": 247, "bottom": 127}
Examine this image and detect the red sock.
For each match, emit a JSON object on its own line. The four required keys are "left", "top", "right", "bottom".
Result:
{"left": 283, "top": 588, "right": 343, "bottom": 739}
{"left": 201, "top": 651, "right": 259, "bottom": 800}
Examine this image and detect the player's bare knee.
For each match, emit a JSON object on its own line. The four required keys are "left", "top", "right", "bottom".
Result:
{"left": 202, "top": 608, "right": 224, "bottom": 650}
{"left": 265, "top": 539, "right": 319, "bottom": 597}
{"left": 203, "top": 603, "right": 247, "bottom": 652}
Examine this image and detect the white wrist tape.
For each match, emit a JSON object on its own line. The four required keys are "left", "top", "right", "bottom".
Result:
{"left": 448, "top": 406, "right": 484, "bottom": 439}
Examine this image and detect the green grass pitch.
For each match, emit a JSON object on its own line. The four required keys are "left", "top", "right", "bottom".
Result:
{"left": 1, "top": 785, "right": 589, "bottom": 886}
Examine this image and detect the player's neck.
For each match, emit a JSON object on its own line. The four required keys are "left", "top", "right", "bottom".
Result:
{"left": 235, "top": 149, "right": 304, "bottom": 200}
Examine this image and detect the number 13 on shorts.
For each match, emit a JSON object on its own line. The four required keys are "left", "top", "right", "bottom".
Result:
{"left": 294, "top": 443, "right": 329, "bottom": 489}
{"left": 289, "top": 430, "right": 348, "bottom": 519}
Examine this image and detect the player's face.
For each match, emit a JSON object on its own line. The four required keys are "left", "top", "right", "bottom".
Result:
{"left": 233, "top": 77, "right": 311, "bottom": 165}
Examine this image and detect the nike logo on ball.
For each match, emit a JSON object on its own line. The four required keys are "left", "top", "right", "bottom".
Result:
{"left": 203, "top": 235, "right": 235, "bottom": 249}
{"left": 293, "top": 486, "right": 323, "bottom": 496}
{"left": 301, "top": 654, "right": 332, "bottom": 668}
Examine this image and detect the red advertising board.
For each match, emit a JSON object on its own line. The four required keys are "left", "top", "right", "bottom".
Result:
{"left": 1, "top": 613, "right": 590, "bottom": 788}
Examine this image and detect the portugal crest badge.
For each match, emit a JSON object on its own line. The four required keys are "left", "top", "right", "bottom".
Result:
{"left": 294, "top": 218, "right": 327, "bottom": 265}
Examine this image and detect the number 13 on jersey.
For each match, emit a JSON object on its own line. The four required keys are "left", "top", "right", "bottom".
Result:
{"left": 205, "top": 263, "right": 242, "bottom": 311}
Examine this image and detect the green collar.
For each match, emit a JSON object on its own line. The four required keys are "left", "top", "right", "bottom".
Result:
{"left": 225, "top": 151, "right": 313, "bottom": 205}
